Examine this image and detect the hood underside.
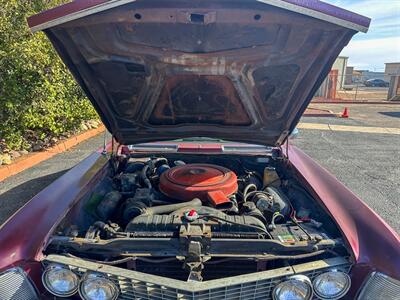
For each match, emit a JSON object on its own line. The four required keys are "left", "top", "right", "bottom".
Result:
{"left": 29, "top": 0, "right": 369, "bottom": 146}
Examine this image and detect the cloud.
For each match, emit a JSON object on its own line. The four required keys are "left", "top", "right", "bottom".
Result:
{"left": 323, "top": 0, "right": 400, "bottom": 69}
{"left": 341, "top": 37, "right": 400, "bottom": 70}
{"left": 325, "top": 0, "right": 399, "bottom": 20}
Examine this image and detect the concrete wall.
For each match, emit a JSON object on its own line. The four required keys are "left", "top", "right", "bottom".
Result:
{"left": 345, "top": 66, "right": 354, "bottom": 85}
{"left": 331, "top": 56, "right": 348, "bottom": 90}
{"left": 385, "top": 63, "right": 400, "bottom": 82}
{"left": 388, "top": 76, "right": 400, "bottom": 100}
{"left": 315, "top": 56, "right": 348, "bottom": 97}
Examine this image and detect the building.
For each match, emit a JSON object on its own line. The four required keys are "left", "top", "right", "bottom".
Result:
{"left": 331, "top": 56, "right": 348, "bottom": 89}
{"left": 315, "top": 56, "right": 348, "bottom": 98}
{"left": 385, "top": 63, "right": 400, "bottom": 101}
{"left": 387, "top": 75, "right": 400, "bottom": 101}
{"left": 345, "top": 66, "right": 354, "bottom": 85}
{"left": 385, "top": 62, "right": 400, "bottom": 82}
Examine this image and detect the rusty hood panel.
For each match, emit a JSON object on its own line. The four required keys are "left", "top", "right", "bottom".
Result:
{"left": 29, "top": 0, "right": 370, "bottom": 146}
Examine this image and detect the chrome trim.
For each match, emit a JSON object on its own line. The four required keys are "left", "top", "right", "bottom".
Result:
{"left": 257, "top": 0, "right": 369, "bottom": 33}
{"left": 357, "top": 272, "right": 400, "bottom": 300}
{"left": 30, "top": 0, "right": 369, "bottom": 34}
{"left": 43, "top": 255, "right": 351, "bottom": 300}
{"left": 30, "top": 0, "right": 137, "bottom": 33}
{"left": 0, "top": 267, "right": 39, "bottom": 300}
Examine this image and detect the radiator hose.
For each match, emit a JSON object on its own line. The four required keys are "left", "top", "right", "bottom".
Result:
{"left": 124, "top": 198, "right": 202, "bottom": 221}
{"left": 144, "top": 198, "right": 202, "bottom": 215}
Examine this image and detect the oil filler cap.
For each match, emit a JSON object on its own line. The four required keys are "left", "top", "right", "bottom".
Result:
{"left": 184, "top": 209, "right": 200, "bottom": 221}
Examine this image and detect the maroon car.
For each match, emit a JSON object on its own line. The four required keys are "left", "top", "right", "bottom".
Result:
{"left": 0, "top": 0, "right": 399, "bottom": 299}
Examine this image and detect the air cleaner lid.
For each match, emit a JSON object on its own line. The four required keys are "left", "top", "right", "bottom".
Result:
{"left": 159, "top": 164, "right": 237, "bottom": 201}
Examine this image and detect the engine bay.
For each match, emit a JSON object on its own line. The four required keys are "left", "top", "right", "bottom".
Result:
{"left": 47, "top": 153, "right": 349, "bottom": 281}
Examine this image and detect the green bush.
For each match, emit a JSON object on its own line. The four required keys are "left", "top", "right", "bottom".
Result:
{"left": 0, "top": 0, "right": 98, "bottom": 152}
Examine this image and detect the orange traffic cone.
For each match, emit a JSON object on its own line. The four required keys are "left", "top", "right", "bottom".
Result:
{"left": 341, "top": 107, "right": 349, "bottom": 118}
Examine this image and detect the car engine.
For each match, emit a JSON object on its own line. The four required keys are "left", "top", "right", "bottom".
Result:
{"left": 47, "top": 155, "right": 347, "bottom": 282}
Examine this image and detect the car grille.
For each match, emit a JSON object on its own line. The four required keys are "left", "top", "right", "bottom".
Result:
{"left": 357, "top": 272, "right": 400, "bottom": 300}
{"left": 0, "top": 268, "right": 38, "bottom": 300}
{"left": 134, "top": 259, "right": 258, "bottom": 281}
{"left": 43, "top": 255, "right": 351, "bottom": 300}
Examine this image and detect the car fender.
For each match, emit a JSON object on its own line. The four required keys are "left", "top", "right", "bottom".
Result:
{"left": 287, "top": 145, "right": 400, "bottom": 279}
{"left": 0, "top": 152, "right": 108, "bottom": 272}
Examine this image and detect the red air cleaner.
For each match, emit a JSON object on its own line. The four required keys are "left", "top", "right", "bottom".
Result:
{"left": 159, "top": 164, "right": 237, "bottom": 209}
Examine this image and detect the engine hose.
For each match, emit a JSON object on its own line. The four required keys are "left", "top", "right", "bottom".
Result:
{"left": 244, "top": 190, "right": 270, "bottom": 203}
{"left": 268, "top": 212, "right": 284, "bottom": 230}
{"left": 141, "top": 164, "right": 152, "bottom": 188}
{"left": 142, "top": 198, "right": 202, "bottom": 215}
{"left": 141, "top": 158, "right": 169, "bottom": 188}
{"left": 92, "top": 221, "right": 125, "bottom": 237}
{"left": 151, "top": 157, "right": 168, "bottom": 166}
{"left": 242, "top": 184, "right": 257, "bottom": 202}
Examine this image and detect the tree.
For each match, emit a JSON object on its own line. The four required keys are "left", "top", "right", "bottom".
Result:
{"left": 0, "top": 0, "right": 98, "bottom": 152}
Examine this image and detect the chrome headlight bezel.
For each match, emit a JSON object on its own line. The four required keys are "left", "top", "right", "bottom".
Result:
{"left": 78, "top": 272, "right": 119, "bottom": 300}
{"left": 41, "top": 264, "right": 79, "bottom": 297}
{"left": 312, "top": 269, "right": 351, "bottom": 300}
{"left": 272, "top": 274, "right": 313, "bottom": 300}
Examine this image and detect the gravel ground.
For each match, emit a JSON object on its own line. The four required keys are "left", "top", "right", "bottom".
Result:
{"left": 0, "top": 106, "right": 399, "bottom": 232}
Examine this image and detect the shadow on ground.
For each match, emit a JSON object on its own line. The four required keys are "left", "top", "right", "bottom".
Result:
{"left": 379, "top": 111, "right": 400, "bottom": 118}
{"left": 0, "top": 170, "right": 68, "bottom": 225}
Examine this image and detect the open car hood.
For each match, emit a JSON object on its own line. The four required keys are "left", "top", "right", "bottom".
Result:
{"left": 28, "top": 0, "right": 369, "bottom": 146}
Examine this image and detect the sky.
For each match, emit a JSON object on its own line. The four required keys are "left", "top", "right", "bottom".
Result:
{"left": 323, "top": 0, "right": 400, "bottom": 71}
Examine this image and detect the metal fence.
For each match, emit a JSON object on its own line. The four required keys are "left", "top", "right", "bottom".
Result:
{"left": 315, "top": 72, "right": 390, "bottom": 101}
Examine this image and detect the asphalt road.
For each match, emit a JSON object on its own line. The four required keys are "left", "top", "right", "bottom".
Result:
{"left": 293, "top": 126, "right": 399, "bottom": 233}
{"left": 0, "top": 105, "right": 399, "bottom": 232}
{"left": 0, "top": 133, "right": 108, "bottom": 225}
{"left": 295, "top": 103, "right": 400, "bottom": 232}
{"left": 307, "top": 103, "right": 400, "bottom": 128}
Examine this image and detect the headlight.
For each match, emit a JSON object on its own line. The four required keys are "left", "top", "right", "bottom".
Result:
{"left": 273, "top": 275, "right": 313, "bottom": 300}
{"left": 42, "top": 264, "right": 79, "bottom": 297}
{"left": 79, "top": 272, "right": 119, "bottom": 300}
{"left": 313, "top": 270, "right": 351, "bottom": 299}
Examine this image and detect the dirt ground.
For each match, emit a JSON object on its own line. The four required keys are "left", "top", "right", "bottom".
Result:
{"left": 336, "top": 86, "right": 389, "bottom": 101}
